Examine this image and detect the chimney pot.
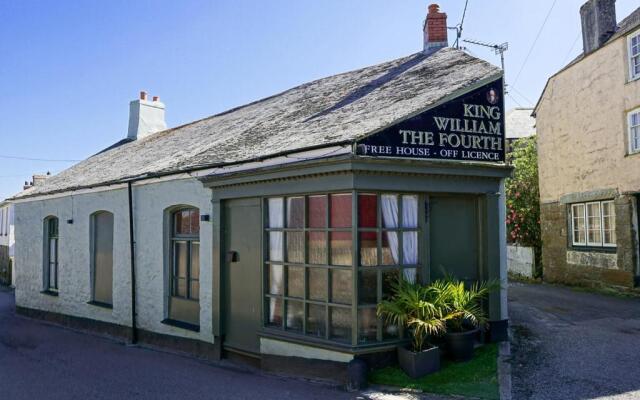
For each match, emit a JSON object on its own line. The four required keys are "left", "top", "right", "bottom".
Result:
{"left": 153, "top": 96, "right": 160, "bottom": 102}
{"left": 140, "top": 91, "right": 147, "bottom": 101}
{"left": 428, "top": 4, "right": 440, "bottom": 14}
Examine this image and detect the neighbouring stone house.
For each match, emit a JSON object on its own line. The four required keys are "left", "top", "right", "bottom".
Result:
{"left": 11, "top": 4, "right": 510, "bottom": 381}
{"left": 535, "top": 0, "right": 640, "bottom": 288}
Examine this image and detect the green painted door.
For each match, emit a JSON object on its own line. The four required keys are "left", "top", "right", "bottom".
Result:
{"left": 429, "top": 196, "right": 479, "bottom": 284}
{"left": 223, "top": 198, "right": 263, "bottom": 355}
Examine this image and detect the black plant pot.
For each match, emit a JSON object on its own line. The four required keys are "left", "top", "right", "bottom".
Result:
{"left": 397, "top": 345, "right": 441, "bottom": 379}
{"left": 445, "top": 328, "right": 479, "bottom": 362}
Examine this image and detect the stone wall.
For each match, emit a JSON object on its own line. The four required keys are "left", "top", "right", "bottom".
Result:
{"left": 507, "top": 245, "right": 535, "bottom": 278}
{"left": 541, "top": 195, "right": 637, "bottom": 288}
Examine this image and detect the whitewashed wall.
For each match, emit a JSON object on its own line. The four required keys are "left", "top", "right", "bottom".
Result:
{"left": 507, "top": 245, "right": 535, "bottom": 278}
{"left": 14, "top": 177, "right": 213, "bottom": 344}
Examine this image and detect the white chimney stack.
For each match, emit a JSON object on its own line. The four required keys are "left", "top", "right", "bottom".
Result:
{"left": 127, "top": 90, "right": 167, "bottom": 140}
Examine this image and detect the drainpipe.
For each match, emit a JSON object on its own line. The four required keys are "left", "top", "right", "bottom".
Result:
{"left": 128, "top": 181, "right": 138, "bottom": 344}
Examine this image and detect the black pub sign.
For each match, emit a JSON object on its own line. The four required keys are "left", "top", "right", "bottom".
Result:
{"left": 356, "top": 79, "right": 505, "bottom": 163}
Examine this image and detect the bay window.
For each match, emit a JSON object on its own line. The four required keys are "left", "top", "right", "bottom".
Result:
{"left": 264, "top": 192, "right": 421, "bottom": 346}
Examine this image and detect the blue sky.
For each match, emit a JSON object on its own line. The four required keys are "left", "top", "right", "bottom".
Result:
{"left": 0, "top": 0, "right": 637, "bottom": 200}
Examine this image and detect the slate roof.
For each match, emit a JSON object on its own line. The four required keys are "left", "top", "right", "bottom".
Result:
{"left": 14, "top": 48, "right": 501, "bottom": 200}
{"left": 505, "top": 108, "right": 536, "bottom": 140}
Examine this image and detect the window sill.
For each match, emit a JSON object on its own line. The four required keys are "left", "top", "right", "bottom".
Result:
{"left": 626, "top": 150, "right": 640, "bottom": 157}
{"left": 258, "top": 328, "right": 407, "bottom": 354}
{"left": 568, "top": 246, "right": 617, "bottom": 254}
{"left": 161, "top": 319, "right": 200, "bottom": 333}
{"left": 87, "top": 300, "right": 113, "bottom": 309}
{"left": 40, "top": 289, "right": 59, "bottom": 297}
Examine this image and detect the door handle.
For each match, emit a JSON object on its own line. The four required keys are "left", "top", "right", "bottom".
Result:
{"left": 227, "top": 251, "right": 239, "bottom": 263}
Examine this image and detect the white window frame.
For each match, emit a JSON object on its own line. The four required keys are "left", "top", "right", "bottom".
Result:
{"left": 601, "top": 200, "right": 616, "bottom": 248}
{"left": 571, "top": 204, "right": 586, "bottom": 246}
{"left": 629, "top": 30, "right": 640, "bottom": 81}
{"left": 629, "top": 108, "right": 640, "bottom": 154}
{"left": 570, "top": 200, "right": 616, "bottom": 248}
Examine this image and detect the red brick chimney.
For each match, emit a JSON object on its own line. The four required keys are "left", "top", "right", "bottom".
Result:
{"left": 423, "top": 4, "right": 448, "bottom": 53}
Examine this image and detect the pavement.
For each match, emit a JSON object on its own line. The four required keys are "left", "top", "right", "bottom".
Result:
{"left": 509, "top": 282, "right": 640, "bottom": 400}
{"left": 0, "top": 286, "right": 452, "bottom": 400}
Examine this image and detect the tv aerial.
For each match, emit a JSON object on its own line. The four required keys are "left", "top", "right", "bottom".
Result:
{"left": 463, "top": 38, "right": 509, "bottom": 92}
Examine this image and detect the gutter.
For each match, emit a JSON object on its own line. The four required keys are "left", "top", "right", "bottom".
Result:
{"left": 127, "top": 181, "right": 138, "bottom": 344}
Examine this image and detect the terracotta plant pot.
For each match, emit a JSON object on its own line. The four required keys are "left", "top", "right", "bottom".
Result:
{"left": 397, "top": 345, "right": 441, "bottom": 379}
{"left": 445, "top": 328, "right": 479, "bottom": 362}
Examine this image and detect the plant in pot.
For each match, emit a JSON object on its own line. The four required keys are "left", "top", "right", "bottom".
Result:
{"left": 432, "top": 278, "right": 499, "bottom": 362}
{"left": 377, "top": 278, "right": 451, "bottom": 379}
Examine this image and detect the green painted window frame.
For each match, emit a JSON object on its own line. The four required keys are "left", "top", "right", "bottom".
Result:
{"left": 44, "top": 216, "right": 59, "bottom": 292}
{"left": 262, "top": 191, "right": 425, "bottom": 347}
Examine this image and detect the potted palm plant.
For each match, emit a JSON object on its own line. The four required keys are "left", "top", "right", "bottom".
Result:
{"left": 377, "top": 278, "right": 451, "bottom": 379}
{"left": 432, "top": 278, "right": 498, "bottom": 362}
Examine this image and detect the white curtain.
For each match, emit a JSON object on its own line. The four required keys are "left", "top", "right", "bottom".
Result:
{"left": 402, "top": 196, "right": 418, "bottom": 282}
{"left": 381, "top": 195, "right": 399, "bottom": 269}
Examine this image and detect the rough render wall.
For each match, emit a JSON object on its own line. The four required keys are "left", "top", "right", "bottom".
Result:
{"left": 536, "top": 37, "right": 640, "bottom": 204}
{"left": 540, "top": 196, "right": 637, "bottom": 288}
{"left": 14, "top": 177, "right": 214, "bottom": 343}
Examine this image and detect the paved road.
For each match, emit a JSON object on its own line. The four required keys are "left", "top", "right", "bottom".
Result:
{"left": 509, "top": 282, "right": 640, "bottom": 400}
{"left": 0, "top": 287, "right": 449, "bottom": 400}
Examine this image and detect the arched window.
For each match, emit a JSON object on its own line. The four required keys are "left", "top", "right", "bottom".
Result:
{"left": 43, "top": 216, "right": 59, "bottom": 292}
{"left": 91, "top": 211, "right": 114, "bottom": 306}
{"left": 167, "top": 207, "right": 200, "bottom": 327}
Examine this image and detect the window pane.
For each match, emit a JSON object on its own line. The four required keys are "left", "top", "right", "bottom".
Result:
{"left": 359, "top": 308, "right": 378, "bottom": 343}
{"left": 330, "top": 307, "right": 351, "bottom": 343}
{"left": 330, "top": 231, "right": 352, "bottom": 266}
{"left": 358, "top": 194, "right": 377, "bottom": 228}
{"left": 175, "top": 278, "right": 187, "bottom": 297}
{"left": 49, "top": 263, "right": 57, "bottom": 289}
{"left": 330, "top": 269, "right": 352, "bottom": 304}
{"left": 268, "top": 198, "right": 284, "bottom": 228}
{"left": 286, "top": 301, "right": 303, "bottom": 333}
{"left": 402, "top": 232, "right": 418, "bottom": 265}
{"left": 308, "top": 195, "right": 327, "bottom": 228}
{"left": 287, "top": 197, "right": 304, "bottom": 228}
{"left": 308, "top": 268, "right": 327, "bottom": 301}
{"left": 359, "top": 231, "right": 378, "bottom": 266}
{"left": 382, "top": 269, "right": 399, "bottom": 300}
{"left": 268, "top": 264, "right": 283, "bottom": 295}
{"left": 190, "top": 209, "right": 200, "bottom": 235}
{"left": 269, "top": 232, "right": 283, "bottom": 262}
{"left": 402, "top": 268, "right": 417, "bottom": 283}
{"left": 266, "top": 297, "right": 283, "bottom": 327}
{"left": 307, "top": 231, "right": 327, "bottom": 265}
{"left": 191, "top": 242, "right": 200, "bottom": 279}
{"left": 174, "top": 242, "right": 188, "bottom": 278}
{"left": 572, "top": 204, "right": 586, "bottom": 244}
{"left": 49, "top": 238, "right": 57, "bottom": 263}
{"left": 306, "top": 304, "right": 326, "bottom": 338}
{"left": 190, "top": 280, "right": 199, "bottom": 300}
{"left": 358, "top": 270, "right": 377, "bottom": 305}
{"left": 330, "top": 194, "right": 352, "bottom": 228}
{"left": 176, "top": 210, "right": 191, "bottom": 234}
{"left": 287, "top": 266, "right": 304, "bottom": 298}
{"left": 381, "top": 195, "right": 399, "bottom": 228}
{"left": 286, "top": 232, "right": 304, "bottom": 263}
{"left": 402, "top": 195, "right": 419, "bottom": 228}
{"left": 382, "top": 231, "right": 399, "bottom": 265}
{"left": 587, "top": 203, "right": 602, "bottom": 244}
{"left": 602, "top": 201, "right": 616, "bottom": 245}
